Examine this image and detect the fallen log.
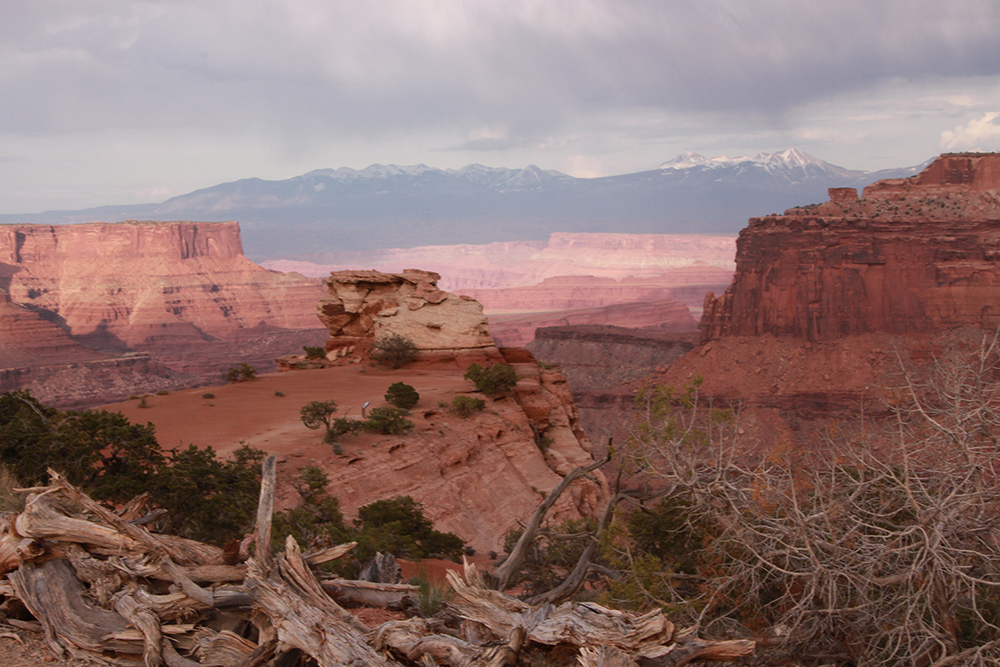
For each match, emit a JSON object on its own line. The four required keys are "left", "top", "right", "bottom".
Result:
{"left": 0, "top": 454, "right": 755, "bottom": 667}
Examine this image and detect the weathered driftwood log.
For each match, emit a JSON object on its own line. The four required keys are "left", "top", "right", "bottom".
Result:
{"left": 8, "top": 558, "right": 142, "bottom": 661}
{"left": 320, "top": 578, "right": 418, "bottom": 609}
{"left": 243, "top": 455, "right": 403, "bottom": 667}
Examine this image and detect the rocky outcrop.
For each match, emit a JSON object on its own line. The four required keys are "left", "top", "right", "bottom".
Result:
{"left": 488, "top": 299, "right": 697, "bottom": 347}
{"left": 317, "top": 269, "right": 498, "bottom": 363}
{"left": 0, "top": 221, "right": 328, "bottom": 391}
{"left": 701, "top": 153, "right": 1000, "bottom": 343}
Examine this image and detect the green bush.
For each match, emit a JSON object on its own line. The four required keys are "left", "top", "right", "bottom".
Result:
{"left": 370, "top": 333, "right": 417, "bottom": 369}
{"left": 363, "top": 407, "right": 413, "bottom": 435}
{"left": 0, "top": 391, "right": 263, "bottom": 545}
{"left": 300, "top": 400, "right": 339, "bottom": 432}
{"left": 225, "top": 363, "right": 257, "bottom": 383}
{"left": 384, "top": 382, "right": 420, "bottom": 409}
{"left": 354, "top": 496, "right": 464, "bottom": 562}
{"left": 303, "top": 346, "right": 327, "bottom": 360}
{"left": 329, "top": 417, "right": 364, "bottom": 438}
{"left": 451, "top": 395, "right": 486, "bottom": 417}
{"left": 463, "top": 363, "right": 518, "bottom": 398}
{"left": 202, "top": 392, "right": 215, "bottom": 399}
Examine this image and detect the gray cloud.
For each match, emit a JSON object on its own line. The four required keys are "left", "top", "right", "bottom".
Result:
{"left": 2, "top": 0, "right": 1000, "bottom": 212}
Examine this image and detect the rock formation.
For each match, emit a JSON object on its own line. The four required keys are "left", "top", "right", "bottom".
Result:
{"left": 591, "top": 152, "right": 1000, "bottom": 426}
{"left": 0, "top": 220, "right": 328, "bottom": 399}
{"left": 317, "top": 269, "right": 497, "bottom": 363}
{"left": 701, "top": 153, "right": 1000, "bottom": 342}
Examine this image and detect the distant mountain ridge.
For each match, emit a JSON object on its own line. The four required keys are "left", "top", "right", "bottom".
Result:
{"left": 0, "top": 150, "right": 928, "bottom": 260}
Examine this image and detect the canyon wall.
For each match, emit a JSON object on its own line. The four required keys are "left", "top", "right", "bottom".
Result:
{"left": 701, "top": 153, "right": 1000, "bottom": 342}
{"left": 489, "top": 299, "right": 697, "bottom": 347}
{"left": 0, "top": 221, "right": 328, "bottom": 402}
{"left": 464, "top": 265, "right": 732, "bottom": 315}
{"left": 262, "top": 232, "right": 737, "bottom": 291}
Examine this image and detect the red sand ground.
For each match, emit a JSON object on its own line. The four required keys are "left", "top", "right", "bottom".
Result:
{"left": 104, "top": 363, "right": 473, "bottom": 501}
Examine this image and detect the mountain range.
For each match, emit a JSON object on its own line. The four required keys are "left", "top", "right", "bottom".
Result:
{"left": 0, "top": 149, "right": 927, "bottom": 261}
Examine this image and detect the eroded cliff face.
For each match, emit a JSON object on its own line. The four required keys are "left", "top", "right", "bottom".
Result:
{"left": 0, "top": 221, "right": 328, "bottom": 398}
{"left": 701, "top": 153, "right": 1000, "bottom": 342}
{"left": 317, "top": 269, "right": 498, "bottom": 363}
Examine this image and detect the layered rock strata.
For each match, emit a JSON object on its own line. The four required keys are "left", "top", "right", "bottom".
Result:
{"left": 488, "top": 299, "right": 697, "bottom": 347}
{"left": 317, "top": 269, "right": 498, "bottom": 363}
{"left": 0, "top": 221, "right": 327, "bottom": 392}
{"left": 462, "top": 266, "right": 732, "bottom": 316}
{"left": 701, "top": 153, "right": 1000, "bottom": 342}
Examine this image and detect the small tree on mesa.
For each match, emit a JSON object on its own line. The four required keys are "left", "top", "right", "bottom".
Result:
{"left": 300, "top": 400, "right": 339, "bottom": 437}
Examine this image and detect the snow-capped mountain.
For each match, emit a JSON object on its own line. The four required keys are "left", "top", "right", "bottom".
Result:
{"left": 658, "top": 148, "right": 863, "bottom": 184}
{"left": 1, "top": 150, "right": 927, "bottom": 259}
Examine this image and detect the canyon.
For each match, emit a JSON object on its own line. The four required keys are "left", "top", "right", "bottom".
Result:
{"left": 103, "top": 273, "right": 611, "bottom": 553}
{"left": 263, "top": 232, "right": 736, "bottom": 291}
{"left": 0, "top": 221, "right": 327, "bottom": 405}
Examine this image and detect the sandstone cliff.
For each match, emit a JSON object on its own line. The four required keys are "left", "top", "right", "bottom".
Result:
{"left": 701, "top": 153, "right": 1000, "bottom": 342}
{"left": 0, "top": 221, "right": 328, "bottom": 396}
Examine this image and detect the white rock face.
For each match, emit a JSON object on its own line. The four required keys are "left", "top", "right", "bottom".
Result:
{"left": 317, "top": 269, "right": 497, "bottom": 360}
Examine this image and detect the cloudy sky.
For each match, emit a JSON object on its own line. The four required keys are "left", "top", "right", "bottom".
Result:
{"left": 2, "top": 0, "right": 1000, "bottom": 213}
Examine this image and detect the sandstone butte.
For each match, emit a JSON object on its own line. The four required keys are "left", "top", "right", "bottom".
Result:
{"left": 111, "top": 269, "right": 610, "bottom": 552}
{"left": 655, "top": 152, "right": 1000, "bottom": 415}
{"left": 0, "top": 220, "right": 327, "bottom": 404}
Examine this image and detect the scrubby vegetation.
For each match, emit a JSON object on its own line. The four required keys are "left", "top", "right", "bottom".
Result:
{"left": 302, "top": 345, "right": 327, "bottom": 360}
{"left": 451, "top": 395, "right": 486, "bottom": 417}
{"left": 0, "top": 390, "right": 263, "bottom": 545}
{"left": 370, "top": 333, "right": 417, "bottom": 369}
{"left": 384, "top": 382, "right": 419, "bottom": 409}
{"left": 463, "top": 362, "right": 518, "bottom": 397}
{"left": 362, "top": 406, "right": 413, "bottom": 435}
{"left": 272, "top": 467, "right": 465, "bottom": 576}
{"left": 224, "top": 362, "right": 257, "bottom": 383}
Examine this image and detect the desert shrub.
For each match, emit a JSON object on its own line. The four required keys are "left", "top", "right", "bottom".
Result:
{"left": 274, "top": 390, "right": 284, "bottom": 397}
{"left": 155, "top": 390, "right": 169, "bottom": 396}
{"left": 463, "top": 363, "right": 518, "bottom": 397}
{"left": 384, "top": 382, "right": 420, "bottom": 409}
{"left": 302, "top": 346, "right": 327, "bottom": 360}
{"left": 225, "top": 363, "right": 257, "bottom": 383}
{"left": 363, "top": 406, "right": 413, "bottom": 435}
{"left": 354, "top": 496, "right": 464, "bottom": 562}
{"left": 370, "top": 333, "right": 417, "bottom": 369}
{"left": 202, "top": 392, "right": 215, "bottom": 399}
{"left": 137, "top": 397, "right": 149, "bottom": 408}
{"left": 451, "top": 395, "right": 486, "bottom": 417}
{"left": 150, "top": 444, "right": 264, "bottom": 544}
{"left": 300, "top": 400, "right": 339, "bottom": 433}
{"left": 0, "top": 391, "right": 263, "bottom": 545}
{"left": 414, "top": 574, "right": 452, "bottom": 617}
{"left": 273, "top": 481, "right": 464, "bottom": 576}
{"left": 328, "top": 417, "right": 364, "bottom": 438}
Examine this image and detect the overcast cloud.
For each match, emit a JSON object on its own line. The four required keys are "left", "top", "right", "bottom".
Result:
{"left": 2, "top": 0, "right": 1000, "bottom": 213}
